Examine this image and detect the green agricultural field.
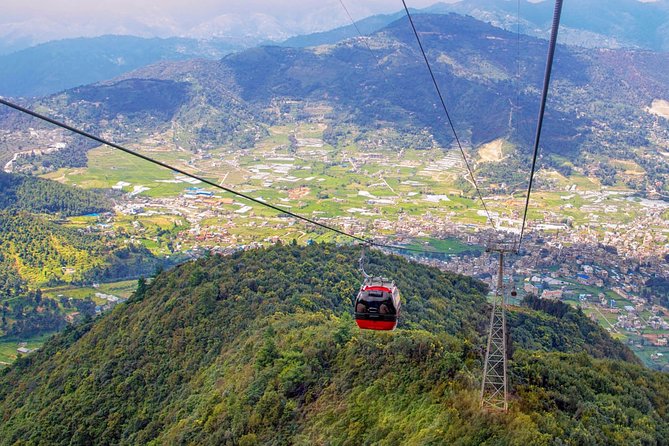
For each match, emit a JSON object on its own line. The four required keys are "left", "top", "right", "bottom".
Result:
{"left": 34, "top": 124, "right": 660, "bottom": 262}
{"left": 0, "top": 332, "right": 56, "bottom": 369}
{"left": 43, "top": 146, "right": 194, "bottom": 198}
{"left": 43, "top": 279, "right": 138, "bottom": 305}
{"left": 561, "top": 280, "right": 623, "bottom": 301}
{"left": 582, "top": 307, "right": 619, "bottom": 329}
{"left": 138, "top": 214, "right": 185, "bottom": 228}
{"left": 97, "top": 280, "right": 138, "bottom": 298}
{"left": 140, "top": 239, "right": 160, "bottom": 250}
{"left": 64, "top": 215, "right": 99, "bottom": 228}
{"left": 630, "top": 344, "right": 669, "bottom": 370}
{"left": 42, "top": 285, "right": 105, "bottom": 304}
{"left": 401, "top": 237, "right": 483, "bottom": 255}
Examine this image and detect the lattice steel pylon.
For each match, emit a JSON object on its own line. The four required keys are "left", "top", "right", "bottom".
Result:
{"left": 481, "top": 244, "right": 513, "bottom": 412}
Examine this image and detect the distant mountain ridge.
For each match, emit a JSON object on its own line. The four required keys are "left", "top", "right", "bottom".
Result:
{"left": 0, "top": 35, "right": 245, "bottom": 98}
{"left": 39, "top": 17, "right": 669, "bottom": 143}
{"left": 281, "top": 0, "right": 669, "bottom": 51}
{"left": 4, "top": 0, "right": 669, "bottom": 98}
{"left": 278, "top": 11, "right": 408, "bottom": 48}
{"left": 427, "top": 0, "right": 669, "bottom": 51}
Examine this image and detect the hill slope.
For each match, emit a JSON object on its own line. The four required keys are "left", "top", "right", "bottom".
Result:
{"left": 0, "top": 172, "right": 161, "bottom": 294}
{"left": 0, "top": 173, "right": 165, "bottom": 338}
{"left": 0, "top": 171, "right": 111, "bottom": 216}
{"left": 0, "top": 244, "right": 665, "bottom": 445}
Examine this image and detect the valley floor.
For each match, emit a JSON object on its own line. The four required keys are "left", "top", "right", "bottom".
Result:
{"left": 3, "top": 122, "right": 668, "bottom": 369}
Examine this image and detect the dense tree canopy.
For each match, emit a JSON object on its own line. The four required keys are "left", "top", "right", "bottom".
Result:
{"left": 0, "top": 244, "right": 664, "bottom": 445}
{"left": 0, "top": 172, "right": 165, "bottom": 338}
{"left": 0, "top": 171, "right": 111, "bottom": 217}
{"left": 0, "top": 210, "right": 164, "bottom": 337}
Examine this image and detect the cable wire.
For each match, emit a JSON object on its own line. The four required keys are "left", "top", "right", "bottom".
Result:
{"left": 336, "top": 0, "right": 488, "bottom": 258}
{"left": 517, "top": 0, "right": 564, "bottom": 250}
{"left": 400, "top": 0, "right": 497, "bottom": 231}
{"left": 516, "top": 0, "right": 522, "bottom": 132}
{"left": 0, "top": 97, "right": 438, "bottom": 254}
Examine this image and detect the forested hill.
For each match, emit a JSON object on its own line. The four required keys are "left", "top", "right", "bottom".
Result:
{"left": 0, "top": 171, "right": 111, "bottom": 216}
{"left": 1, "top": 244, "right": 666, "bottom": 445}
{"left": 0, "top": 211, "right": 162, "bottom": 295}
{"left": 0, "top": 172, "right": 163, "bottom": 338}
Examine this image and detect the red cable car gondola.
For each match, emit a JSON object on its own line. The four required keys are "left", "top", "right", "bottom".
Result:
{"left": 354, "top": 277, "right": 401, "bottom": 331}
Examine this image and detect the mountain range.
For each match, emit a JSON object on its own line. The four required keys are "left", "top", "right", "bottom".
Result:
{"left": 3, "top": 0, "right": 669, "bottom": 99}
{"left": 3, "top": 12, "right": 668, "bottom": 194}
{"left": 284, "top": 0, "right": 669, "bottom": 51}
{"left": 429, "top": 0, "right": 669, "bottom": 50}
{"left": 0, "top": 7, "right": 345, "bottom": 56}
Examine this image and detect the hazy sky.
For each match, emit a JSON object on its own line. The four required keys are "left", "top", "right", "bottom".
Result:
{"left": 1, "top": 0, "right": 453, "bottom": 38}
{"left": 3, "top": 0, "right": 445, "bottom": 22}
{"left": 0, "top": 0, "right": 471, "bottom": 52}
{"left": 1, "top": 0, "right": 660, "bottom": 47}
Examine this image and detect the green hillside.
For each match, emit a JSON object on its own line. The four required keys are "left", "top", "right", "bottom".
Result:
{"left": 0, "top": 210, "right": 164, "bottom": 338}
{"left": 0, "top": 172, "right": 166, "bottom": 339}
{"left": 0, "top": 244, "right": 665, "bottom": 445}
{"left": 0, "top": 171, "right": 111, "bottom": 217}
{"left": 0, "top": 211, "right": 105, "bottom": 290}
{"left": 0, "top": 172, "right": 163, "bottom": 294}
{"left": 0, "top": 211, "right": 163, "bottom": 292}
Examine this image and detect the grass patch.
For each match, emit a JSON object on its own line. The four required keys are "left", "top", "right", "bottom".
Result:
{"left": 43, "top": 279, "right": 137, "bottom": 304}
{"left": 42, "top": 146, "right": 193, "bottom": 198}
{"left": 0, "top": 332, "right": 56, "bottom": 369}
{"left": 401, "top": 237, "right": 483, "bottom": 256}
